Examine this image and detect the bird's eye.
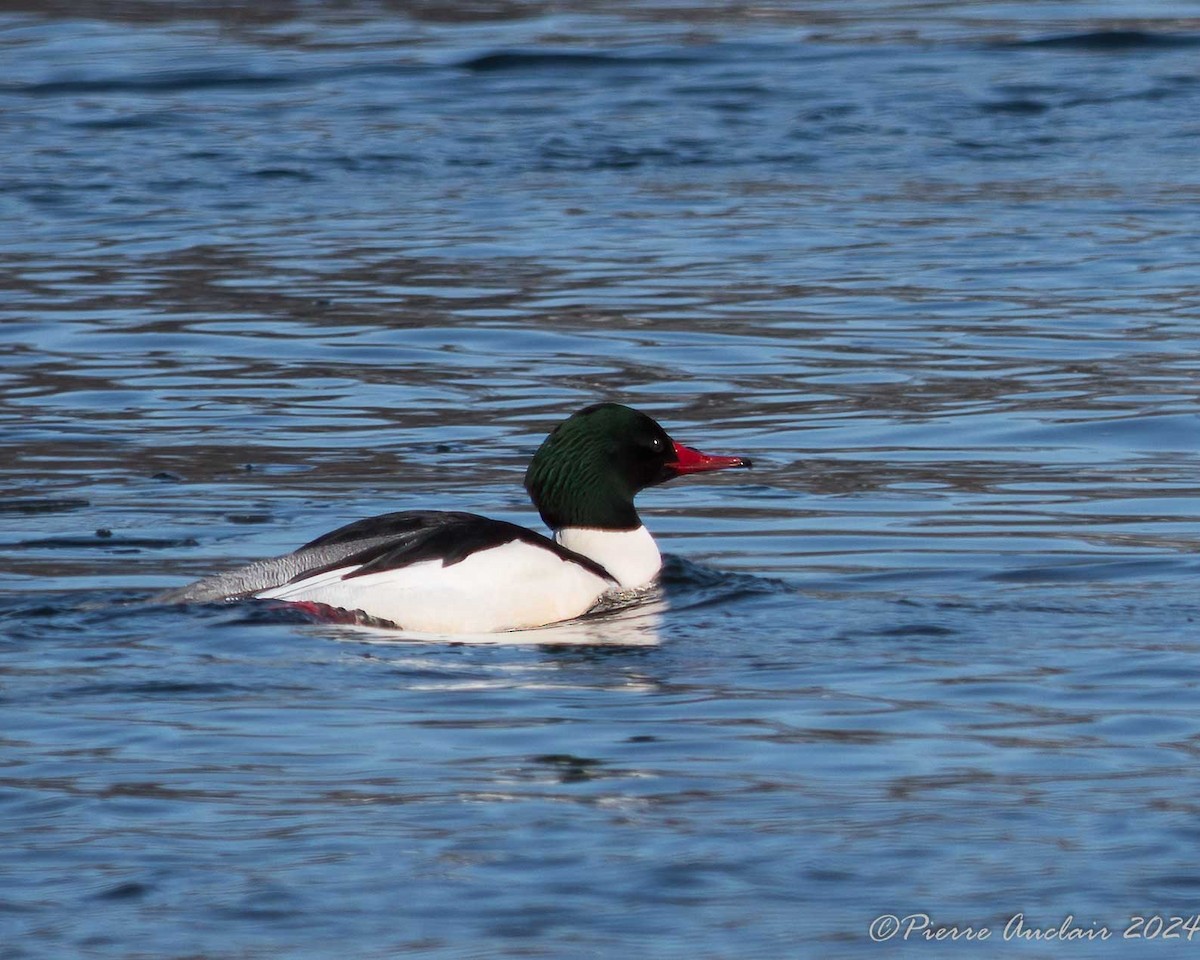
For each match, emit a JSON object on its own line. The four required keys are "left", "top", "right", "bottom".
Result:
{"left": 649, "top": 436, "right": 663, "bottom": 452}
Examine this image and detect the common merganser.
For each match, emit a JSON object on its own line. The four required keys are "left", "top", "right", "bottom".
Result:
{"left": 157, "top": 403, "right": 751, "bottom": 633}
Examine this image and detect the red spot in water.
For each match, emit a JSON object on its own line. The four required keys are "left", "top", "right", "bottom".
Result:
{"left": 280, "top": 600, "right": 396, "bottom": 628}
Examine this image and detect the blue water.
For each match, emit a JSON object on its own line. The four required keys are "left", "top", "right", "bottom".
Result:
{"left": 4, "top": 2, "right": 1200, "bottom": 956}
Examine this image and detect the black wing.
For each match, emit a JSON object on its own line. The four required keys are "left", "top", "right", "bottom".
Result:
{"left": 155, "top": 510, "right": 614, "bottom": 604}
{"left": 295, "top": 510, "right": 614, "bottom": 583}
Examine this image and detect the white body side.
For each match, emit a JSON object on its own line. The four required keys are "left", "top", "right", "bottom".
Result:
{"left": 255, "top": 538, "right": 614, "bottom": 634}
{"left": 555, "top": 525, "right": 661, "bottom": 590}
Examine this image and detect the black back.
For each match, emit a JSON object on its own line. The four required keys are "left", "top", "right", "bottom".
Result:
{"left": 293, "top": 510, "right": 615, "bottom": 584}
{"left": 154, "top": 509, "right": 615, "bottom": 605}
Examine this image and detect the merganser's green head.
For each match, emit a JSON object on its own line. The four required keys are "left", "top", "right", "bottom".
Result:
{"left": 524, "top": 402, "right": 751, "bottom": 531}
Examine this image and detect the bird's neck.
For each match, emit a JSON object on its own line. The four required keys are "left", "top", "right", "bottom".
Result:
{"left": 554, "top": 525, "right": 661, "bottom": 590}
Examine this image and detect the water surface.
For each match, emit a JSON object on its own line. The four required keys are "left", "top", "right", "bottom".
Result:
{"left": 3, "top": 1, "right": 1200, "bottom": 956}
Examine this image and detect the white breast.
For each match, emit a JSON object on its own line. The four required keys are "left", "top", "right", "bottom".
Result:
{"left": 554, "top": 525, "right": 661, "bottom": 590}
{"left": 254, "top": 538, "right": 614, "bottom": 634}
